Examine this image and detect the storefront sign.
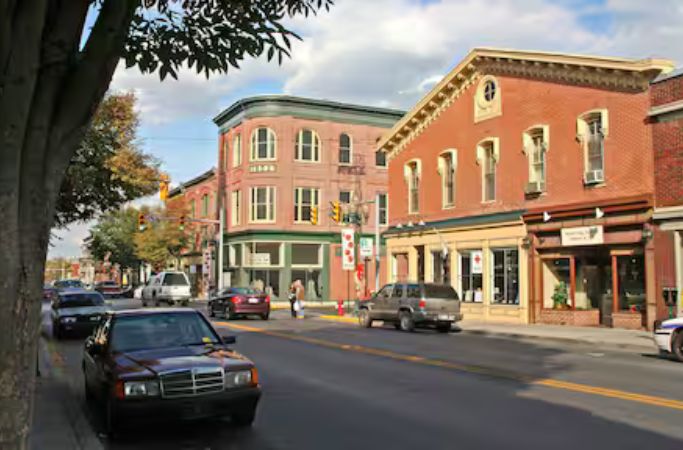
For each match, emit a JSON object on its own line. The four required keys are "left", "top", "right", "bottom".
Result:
{"left": 359, "top": 237, "right": 373, "bottom": 258}
{"left": 341, "top": 228, "right": 355, "bottom": 271}
{"left": 471, "top": 251, "right": 483, "bottom": 274}
{"left": 561, "top": 225, "right": 604, "bottom": 246}
{"left": 248, "top": 253, "right": 271, "bottom": 267}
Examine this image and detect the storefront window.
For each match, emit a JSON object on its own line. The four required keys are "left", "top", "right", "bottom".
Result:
{"left": 292, "top": 243, "right": 322, "bottom": 266}
{"left": 542, "top": 258, "right": 570, "bottom": 309}
{"left": 618, "top": 255, "right": 645, "bottom": 311}
{"left": 291, "top": 269, "right": 322, "bottom": 300}
{"left": 491, "top": 248, "right": 519, "bottom": 305}
{"left": 431, "top": 250, "right": 449, "bottom": 284}
{"left": 460, "top": 251, "right": 483, "bottom": 302}
{"left": 244, "top": 242, "right": 281, "bottom": 267}
{"left": 249, "top": 270, "right": 280, "bottom": 298}
{"left": 229, "top": 244, "right": 242, "bottom": 268}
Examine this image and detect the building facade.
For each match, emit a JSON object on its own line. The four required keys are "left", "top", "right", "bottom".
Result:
{"left": 651, "top": 69, "right": 683, "bottom": 319}
{"left": 214, "top": 96, "right": 404, "bottom": 301}
{"left": 380, "top": 48, "right": 673, "bottom": 328}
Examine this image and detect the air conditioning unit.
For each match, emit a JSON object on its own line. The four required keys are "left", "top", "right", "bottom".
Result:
{"left": 524, "top": 181, "right": 545, "bottom": 194}
{"left": 584, "top": 169, "right": 604, "bottom": 185}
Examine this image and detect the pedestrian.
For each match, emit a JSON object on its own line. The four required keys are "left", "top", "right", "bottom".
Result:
{"left": 294, "top": 279, "right": 305, "bottom": 319}
{"left": 288, "top": 281, "right": 298, "bottom": 318}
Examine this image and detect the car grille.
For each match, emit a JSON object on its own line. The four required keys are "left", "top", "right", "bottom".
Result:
{"left": 160, "top": 368, "right": 224, "bottom": 399}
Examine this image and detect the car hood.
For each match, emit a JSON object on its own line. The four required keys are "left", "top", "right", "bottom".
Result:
{"left": 113, "top": 345, "right": 253, "bottom": 378}
{"left": 660, "top": 317, "right": 683, "bottom": 329}
{"left": 56, "top": 306, "right": 111, "bottom": 317}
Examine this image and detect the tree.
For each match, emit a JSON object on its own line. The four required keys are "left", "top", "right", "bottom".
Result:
{"left": 134, "top": 206, "right": 189, "bottom": 270}
{"left": 55, "top": 92, "right": 160, "bottom": 227}
{"left": 87, "top": 207, "right": 140, "bottom": 270}
{"left": 0, "top": 1, "right": 332, "bottom": 446}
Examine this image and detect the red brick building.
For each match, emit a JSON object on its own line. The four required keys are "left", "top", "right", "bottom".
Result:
{"left": 380, "top": 48, "right": 673, "bottom": 328}
{"left": 651, "top": 69, "right": 683, "bottom": 319}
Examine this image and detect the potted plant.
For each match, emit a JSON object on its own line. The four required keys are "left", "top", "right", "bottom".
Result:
{"left": 552, "top": 282, "right": 569, "bottom": 310}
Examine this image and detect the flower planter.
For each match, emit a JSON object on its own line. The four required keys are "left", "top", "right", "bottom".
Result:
{"left": 539, "top": 308, "right": 600, "bottom": 327}
{"left": 612, "top": 311, "right": 644, "bottom": 330}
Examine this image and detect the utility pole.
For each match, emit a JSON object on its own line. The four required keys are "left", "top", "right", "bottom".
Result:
{"left": 375, "top": 192, "right": 381, "bottom": 293}
{"left": 217, "top": 203, "right": 225, "bottom": 290}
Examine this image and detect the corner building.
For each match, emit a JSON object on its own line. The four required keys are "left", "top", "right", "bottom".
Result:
{"left": 380, "top": 48, "right": 673, "bottom": 328}
{"left": 214, "top": 96, "right": 404, "bottom": 301}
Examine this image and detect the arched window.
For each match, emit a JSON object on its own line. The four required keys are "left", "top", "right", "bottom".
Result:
{"left": 250, "top": 127, "right": 276, "bottom": 161}
{"left": 232, "top": 133, "right": 242, "bottom": 167}
{"left": 476, "top": 138, "right": 499, "bottom": 202}
{"left": 295, "top": 129, "right": 321, "bottom": 162}
{"left": 522, "top": 125, "right": 549, "bottom": 194}
{"left": 438, "top": 150, "right": 457, "bottom": 208}
{"left": 577, "top": 109, "right": 609, "bottom": 185}
{"left": 404, "top": 159, "right": 421, "bottom": 214}
{"left": 339, "top": 133, "right": 352, "bottom": 164}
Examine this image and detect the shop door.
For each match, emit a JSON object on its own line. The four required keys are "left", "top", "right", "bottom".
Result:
{"left": 416, "top": 245, "right": 425, "bottom": 282}
{"left": 395, "top": 253, "right": 409, "bottom": 282}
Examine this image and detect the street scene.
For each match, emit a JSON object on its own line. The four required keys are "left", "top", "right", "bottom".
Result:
{"left": 3, "top": 1, "right": 683, "bottom": 450}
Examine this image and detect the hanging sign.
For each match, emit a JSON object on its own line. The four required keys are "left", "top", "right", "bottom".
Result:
{"left": 341, "top": 228, "right": 355, "bottom": 271}
{"left": 359, "top": 237, "right": 373, "bottom": 258}
{"left": 561, "top": 225, "right": 604, "bottom": 246}
{"left": 471, "top": 250, "right": 483, "bottom": 274}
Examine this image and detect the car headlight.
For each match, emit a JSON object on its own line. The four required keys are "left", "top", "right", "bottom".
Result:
{"left": 124, "top": 380, "right": 160, "bottom": 398}
{"left": 60, "top": 317, "right": 76, "bottom": 324}
{"left": 224, "top": 370, "right": 252, "bottom": 388}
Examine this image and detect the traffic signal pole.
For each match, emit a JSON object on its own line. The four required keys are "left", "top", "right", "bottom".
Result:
{"left": 218, "top": 204, "right": 225, "bottom": 290}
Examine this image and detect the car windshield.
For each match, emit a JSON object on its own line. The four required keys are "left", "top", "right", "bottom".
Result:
{"left": 231, "top": 287, "right": 260, "bottom": 295}
{"left": 162, "top": 273, "right": 188, "bottom": 286}
{"left": 54, "top": 280, "right": 83, "bottom": 289}
{"left": 424, "top": 284, "right": 459, "bottom": 300}
{"left": 58, "top": 293, "right": 104, "bottom": 308}
{"left": 110, "top": 313, "right": 219, "bottom": 352}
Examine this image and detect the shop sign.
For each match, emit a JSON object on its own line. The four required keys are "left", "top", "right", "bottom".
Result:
{"left": 471, "top": 251, "right": 483, "bottom": 274}
{"left": 561, "top": 225, "right": 604, "bottom": 246}
{"left": 341, "top": 228, "right": 355, "bottom": 271}
{"left": 359, "top": 237, "right": 373, "bottom": 258}
{"left": 249, "top": 253, "right": 271, "bottom": 267}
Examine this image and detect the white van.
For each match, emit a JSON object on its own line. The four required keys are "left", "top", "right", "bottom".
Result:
{"left": 141, "top": 271, "right": 192, "bottom": 307}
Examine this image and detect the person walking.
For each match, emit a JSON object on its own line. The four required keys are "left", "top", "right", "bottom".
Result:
{"left": 295, "top": 279, "right": 305, "bottom": 319}
{"left": 288, "top": 281, "right": 298, "bottom": 318}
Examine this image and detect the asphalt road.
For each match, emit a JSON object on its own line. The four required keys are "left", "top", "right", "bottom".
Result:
{"left": 41, "top": 299, "right": 683, "bottom": 450}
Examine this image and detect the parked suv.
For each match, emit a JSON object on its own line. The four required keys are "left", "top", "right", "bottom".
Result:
{"left": 358, "top": 282, "right": 462, "bottom": 332}
{"left": 142, "top": 271, "right": 192, "bottom": 307}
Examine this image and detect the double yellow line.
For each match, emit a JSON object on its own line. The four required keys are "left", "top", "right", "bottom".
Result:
{"left": 216, "top": 321, "right": 683, "bottom": 412}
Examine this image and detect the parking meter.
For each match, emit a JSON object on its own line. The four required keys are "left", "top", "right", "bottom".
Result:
{"left": 663, "top": 288, "right": 676, "bottom": 319}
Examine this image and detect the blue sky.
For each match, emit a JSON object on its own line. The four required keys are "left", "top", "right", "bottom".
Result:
{"left": 49, "top": 0, "right": 683, "bottom": 258}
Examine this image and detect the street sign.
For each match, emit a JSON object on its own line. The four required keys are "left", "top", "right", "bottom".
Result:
{"left": 248, "top": 253, "right": 271, "bottom": 267}
{"left": 359, "top": 237, "right": 373, "bottom": 258}
{"left": 341, "top": 228, "right": 355, "bottom": 271}
{"left": 471, "top": 251, "right": 483, "bottom": 274}
{"left": 561, "top": 225, "right": 604, "bottom": 246}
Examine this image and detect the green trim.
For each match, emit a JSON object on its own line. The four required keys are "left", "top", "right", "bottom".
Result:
{"left": 214, "top": 95, "right": 405, "bottom": 132}
{"left": 322, "top": 244, "right": 330, "bottom": 301}
{"left": 226, "top": 229, "right": 387, "bottom": 244}
{"left": 383, "top": 210, "right": 525, "bottom": 236}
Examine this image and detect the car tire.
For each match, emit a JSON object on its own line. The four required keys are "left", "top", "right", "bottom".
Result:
{"left": 153, "top": 294, "right": 160, "bottom": 307}
{"left": 672, "top": 331, "right": 683, "bottom": 362}
{"left": 142, "top": 298, "right": 147, "bottom": 307}
{"left": 399, "top": 311, "right": 415, "bottom": 332}
{"left": 358, "top": 309, "right": 373, "bottom": 328}
{"left": 209, "top": 306, "right": 216, "bottom": 318}
{"left": 181, "top": 300, "right": 189, "bottom": 307}
{"left": 393, "top": 322, "right": 401, "bottom": 330}
{"left": 261, "top": 313, "right": 269, "bottom": 321}
{"left": 232, "top": 407, "right": 256, "bottom": 427}
{"left": 436, "top": 322, "right": 451, "bottom": 333}
{"left": 224, "top": 306, "right": 234, "bottom": 320}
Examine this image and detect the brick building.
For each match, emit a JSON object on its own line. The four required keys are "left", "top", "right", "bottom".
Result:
{"left": 379, "top": 48, "right": 673, "bottom": 328}
{"left": 651, "top": 69, "right": 683, "bottom": 318}
{"left": 214, "top": 96, "right": 404, "bottom": 301}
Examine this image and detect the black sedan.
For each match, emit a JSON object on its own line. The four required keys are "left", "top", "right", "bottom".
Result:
{"left": 51, "top": 289, "right": 112, "bottom": 339}
{"left": 82, "top": 308, "right": 261, "bottom": 435}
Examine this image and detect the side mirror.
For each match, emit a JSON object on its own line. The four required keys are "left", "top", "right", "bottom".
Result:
{"left": 221, "top": 334, "right": 236, "bottom": 345}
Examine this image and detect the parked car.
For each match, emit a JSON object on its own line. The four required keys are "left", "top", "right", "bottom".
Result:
{"left": 53, "top": 279, "right": 84, "bottom": 290}
{"left": 358, "top": 282, "right": 462, "bottom": 332}
{"left": 95, "top": 280, "right": 124, "bottom": 298}
{"left": 141, "top": 272, "right": 192, "bottom": 307}
{"left": 654, "top": 318, "right": 683, "bottom": 361}
{"left": 208, "top": 287, "right": 270, "bottom": 320}
{"left": 82, "top": 308, "right": 261, "bottom": 434}
{"left": 51, "top": 289, "right": 112, "bottom": 339}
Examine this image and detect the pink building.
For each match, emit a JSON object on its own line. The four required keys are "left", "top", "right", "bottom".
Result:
{"left": 213, "top": 96, "right": 404, "bottom": 301}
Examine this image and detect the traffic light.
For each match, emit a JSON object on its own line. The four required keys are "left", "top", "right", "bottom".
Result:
{"left": 159, "top": 174, "right": 169, "bottom": 201}
{"left": 138, "top": 213, "right": 146, "bottom": 231}
{"left": 310, "top": 206, "right": 319, "bottom": 225}
{"left": 179, "top": 215, "right": 186, "bottom": 231}
{"left": 330, "top": 201, "right": 341, "bottom": 223}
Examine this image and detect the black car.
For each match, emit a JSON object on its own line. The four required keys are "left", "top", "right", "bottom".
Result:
{"left": 50, "top": 289, "right": 112, "bottom": 339}
{"left": 82, "top": 308, "right": 261, "bottom": 435}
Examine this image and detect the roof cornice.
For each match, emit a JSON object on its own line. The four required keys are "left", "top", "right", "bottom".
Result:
{"left": 379, "top": 48, "right": 675, "bottom": 162}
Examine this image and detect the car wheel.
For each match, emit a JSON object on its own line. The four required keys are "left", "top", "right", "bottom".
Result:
{"left": 260, "top": 312, "right": 270, "bottom": 321}
{"left": 399, "top": 311, "right": 415, "bottom": 332}
{"left": 209, "top": 306, "right": 216, "bottom": 318}
{"left": 142, "top": 298, "right": 147, "bottom": 307}
{"left": 224, "top": 306, "right": 233, "bottom": 320}
{"left": 181, "top": 300, "right": 189, "bottom": 307}
{"left": 672, "top": 331, "right": 683, "bottom": 362}
{"left": 358, "top": 309, "right": 373, "bottom": 328}
{"left": 436, "top": 322, "right": 451, "bottom": 333}
{"left": 153, "top": 294, "right": 160, "bottom": 307}
{"left": 232, "top": 407, "right": 256, "bottom": 427}
{"left": 393, "top": 322, "right": 401, "bottom": 330}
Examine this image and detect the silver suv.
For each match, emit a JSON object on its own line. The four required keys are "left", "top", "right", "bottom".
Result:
{"left": 358, "top": 283, "right": 462, "bottom": 332}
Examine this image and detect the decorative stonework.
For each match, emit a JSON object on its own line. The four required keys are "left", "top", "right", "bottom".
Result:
{"left": 249, "top": 164, "right": 277, "bottom": 173}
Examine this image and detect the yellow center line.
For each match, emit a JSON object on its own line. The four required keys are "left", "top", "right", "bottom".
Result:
{"left": 215, "top": 321, "right": 683, "bottom": 412}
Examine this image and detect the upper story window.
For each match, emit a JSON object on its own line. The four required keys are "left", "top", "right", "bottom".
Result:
{"left": 190, "top": 199, "right": 196, "bottom": 218}
{"left": 474, "top": 75, "right": 502, "bottom": 123}
{"left": 295, "top": 129, "right": 321, "bottom": 162}
{"left": 249, "top": 186, "right": 276, "bottom": 223}
{"left": 404, "top": 160, "right": 421, "bottom": 214}
{"left": 378, "top": 193, "right": 388, "bottom": 226}
{"left": 294, "top": 187, "right": 320, "bottom": 223}
{"left": 577, "top": 110, "right": 609, "bottom": 185}
{"left": 223, "top": 139, "right": 229, "bottom": 171}
{"left": 250, "top": 127, "right": 276, "bottom": 161}
{"left": 523, "top": 126, "right": 549, "bottom": 194}
{"left": 339, "top": 190, "right": 352, "bottom": 204}
{"left": 339, "top": 133, "right": 352, "bottom": 165}
{"left": 230, "top": 190, "right": 241, "bottom": 226}
{"left": 438, "top": 150, "right": 457, "bottom": 208}
{"left": 476, "top": 138, "right": 499, "bottom": 202}
{"left": 232, "top": 134, "right": 242, "bottom": 167}
{"left": 375, "top": 150, "right": 387, "bottom": 167}
{"left": 201, "top": 194, "right": 209, "bottom": 217}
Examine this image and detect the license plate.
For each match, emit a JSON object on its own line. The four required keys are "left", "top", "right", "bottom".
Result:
{"left": 248, "top": 298, "right": 260, "bottom": 304}
{"left": 438, "top": 314, "right": 453, "bottom": 321}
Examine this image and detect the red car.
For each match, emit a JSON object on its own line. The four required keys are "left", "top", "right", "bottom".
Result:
{"left": 208, "top": 287, "right": 270, "bottom": 320}
{"left": 95, "top": 280, "right": 124, "bottom": 298}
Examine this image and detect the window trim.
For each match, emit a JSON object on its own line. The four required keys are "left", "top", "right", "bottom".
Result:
{"left": 250, "top": 127, "right": 277, "bottom": 162}
{"left": 404, "top": 159, "right": 422, "bottom": 214}
{"left": 295, "top": 128, "right": 322, "bottom": 163}
{"left": 522, "top": 125, "right": 549, "bottom": 192}
{"left": 577, "top": 109, "right": 608, "bottom": 186}
{"left": 438, "top": 149, "right": 458, "bottom": 209}
{"left": 339, "top": 133, "right": 353, "bottom": 165}
{"left": 249, "top": 186, "right": 276, "bottom": 224}
{"left": 293, "top": 187, "right": 321, "bottom": 224}
{"left": 476, "top": 138, "right": 499, "bottom": 203}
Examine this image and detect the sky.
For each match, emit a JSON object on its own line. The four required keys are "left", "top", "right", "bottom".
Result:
{"left": 48, "top": 0, "right": 683, "bottom": 258}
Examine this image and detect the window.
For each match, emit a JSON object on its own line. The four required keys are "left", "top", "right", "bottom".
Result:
{"left": 460, "top": 251, "right": 483, "bottom": 302}
{"left": 523, "top": 126, "right": 548, "bottom": 193}
{"left": 223, "top": 139, "right": 229, "bottom": 170}
{"left": 491, "top": 248, "right": 519, "bottom": 305}
{"left": 378, "top": 193, "right": 388, "bottom": 226}
{"left": 249, "top": 186, "right": 276, "bottom": 222}
{"left": 294, "top": 187, "right": 320, "bottom": 223}
{"left": 431, "top": 250, "right": 450, "bottom": 284}
{"left": 230, "top": 190, "right": 241, "bottom": 226}
{"left": 244, "top": 242, "right": 281, "bottom": 267}
{"left": 439, "top": 151, "right": 457, "bottom": 208}
{"left": 577, "top": 110, "right": 608, "bottom": 185}
{"left": 190, "top": 199, "right": 196, "bottom": 218}
{"left": 392, "top": 284, "right": 404, "bottom": 298}
{"left": 339, "top": 133, "right": 352, "bottom": 164}
{"left": 250, "top": 127, "right": 276, "bottom": 161}
{"left": 474, "top": 76, "right": 502, "bottom": 122}
{"left": 476, "top": 139, "right": 498, "bottom": 202}
{"left": 295, "top": 129, "right": 321, "bottom": 162}
{"left": 587, "top": 116, "right": 604, "bottom": 173}
{"left": 292, "top": 243, "right": 322, "bottom": 266}
{"left": 375, "top": 150, "right": 387, "bottom": 167}
{"left": 405, "top": 160, "right": 420, "bottom": 213}
{"left": 201, "top": 194, "right": 209, "bottom": 217}
{"left": 232, "top": 134, "right": 242, "bottom": 167}
{"left": 483, "top": 80, "right": 496, "bottom": 101}
{"left": 339, "top": 190, "right": 352, "bottom": 204}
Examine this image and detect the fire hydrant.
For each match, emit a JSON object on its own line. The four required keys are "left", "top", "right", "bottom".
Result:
{"left": 337, "top": 300, "right": 345, "bottom": 317}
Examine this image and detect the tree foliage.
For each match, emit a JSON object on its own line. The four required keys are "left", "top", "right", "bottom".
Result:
{"left": 87, "top": 207, "right": 140, "bottom": 270}
{"left": 134, "top": 201, "right": 191, "bottom": 270}
{"left": 55, "top": 93, "right": 160, "bottom": 227}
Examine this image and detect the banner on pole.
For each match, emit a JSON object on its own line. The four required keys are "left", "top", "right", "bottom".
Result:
{"left": 341, "top": 228, "right": 355, "bottom": 271}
